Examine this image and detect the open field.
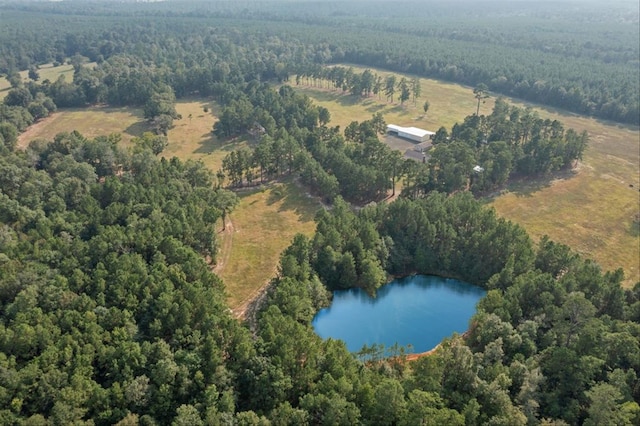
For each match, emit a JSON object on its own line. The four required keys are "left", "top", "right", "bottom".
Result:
{"left": 164, "top": 100, "right": 323, "bottom": 311}
{"left": 164, "top": 98, "right": 248, "bottom": 173}
{"left": 295, "top": 66, "right": 639, "bottom": 286}
{"left": 164, "top": 99, "right": 321, "bottom": 312}
{"left": 218, "top": 179, "right": 320, "bottom": 312}
{"left": 0, "top": 62, "right": 83, "bottom": 100}
{"left": 292, "top": 70, "right": 492, "bottom": 132}
{"left": 17, "top": 106, "right": 149, "bottom": 148}
{"left": 491, "top": 115, "right": 640, "bottom": 287}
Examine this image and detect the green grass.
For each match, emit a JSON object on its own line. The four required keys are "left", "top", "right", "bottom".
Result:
{"left": 296, "top": 65, "right": 640, "bottom": 287}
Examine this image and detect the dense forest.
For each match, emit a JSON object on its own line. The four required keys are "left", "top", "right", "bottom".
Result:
{"left": 1, "top": 134, "right": 638, "bottom": 424}
{"left": 0, "top": 0, "right": 638, "bottom": 124}
{"left": 1, "top": 1, "right": 639, "bottom": 425}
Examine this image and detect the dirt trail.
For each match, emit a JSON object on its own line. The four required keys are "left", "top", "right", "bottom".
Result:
{"left": 213, "top": 218, "right": 234, "bottom": 275}
{"left": 212, "top": 218, "right": 271, "bottom": 322}
{"left": 231, "top": 279, "right": 273, "bottom": 324}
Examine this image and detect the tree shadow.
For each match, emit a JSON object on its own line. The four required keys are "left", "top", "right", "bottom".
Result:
{"left": 389, "top": 105, "right": 411, "bottom": 114}
{"left": 266, "top": 179, "right": 319, "bottom": 223}
{"left": 506, "top": 168, "right": 578, "bottom": 198}
{"left": 123, "top": 120, "right": 153, "bottom": 138}
{"left": 296, "top": 87, "right": 367, "bottom": 107}
{"left": 365, "top": 103, "right": 387, "bottom": 113}
{"left": 193, "top": 134, "right": 252, "bottom": 155}
{"left": 630, "top": 215, "right": 640, "bottom": 238}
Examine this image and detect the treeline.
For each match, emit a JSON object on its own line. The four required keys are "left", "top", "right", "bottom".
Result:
{"left": 215, "top": 78, "right": 586, "bottom": 203}
{"left": 252, "top": 193, "right": 640, "bottom": 425}
{"left": 0, "top": 82, "right": 58, "bottom": 151}
{"left": 403, "top": 98, "right": 589, "bottom": 196}
{"left": 251, "top": 1, "right": 639, "bottom": 125}
{"left": 214, "top": 80, "right": 405, "bottom": 204}
{"left": 0, "top": 23, "right": 304, "bottom": 138}
{"left": 295, "top": 66, "right": 422, "bottom": 105}
{"left": 1, "top": 2, "right": 637, "bottom": 124}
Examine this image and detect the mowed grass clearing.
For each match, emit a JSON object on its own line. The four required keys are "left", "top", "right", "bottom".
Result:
{"left": 0, "top": 62, "right": 89, "bottom": 100}
{"left": 165, "top": 98, "right": 249, "bottom": 173}
{"left": 17, "top": 106, "right": 149, "bottom": 148}
{"left": 219, "top": 179, "right": 320, "bottom": 312}
{"left": 295, "top": 66, "right": 639, "bottom": 286}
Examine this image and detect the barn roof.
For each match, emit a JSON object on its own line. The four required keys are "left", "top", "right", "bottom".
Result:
{"left": 387, "top": 124, "right": 435, "bottom": 138}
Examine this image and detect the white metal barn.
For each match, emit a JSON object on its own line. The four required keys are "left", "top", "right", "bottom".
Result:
{"left": 387, "top": 124, "right": 435, "bottom": 143}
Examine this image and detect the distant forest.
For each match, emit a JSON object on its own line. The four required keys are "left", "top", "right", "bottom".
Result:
{"left": 0, "top": 0, "right": 638, "bottom": 124}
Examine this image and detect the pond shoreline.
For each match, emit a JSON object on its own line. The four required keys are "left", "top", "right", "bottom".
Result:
{"left": 313, "top": 275, "right": 486, "bottom": 354}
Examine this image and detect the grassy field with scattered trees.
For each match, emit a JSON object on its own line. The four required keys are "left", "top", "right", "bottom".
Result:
{"left": 294, "top": 66, "right": 639, "bottom": 286}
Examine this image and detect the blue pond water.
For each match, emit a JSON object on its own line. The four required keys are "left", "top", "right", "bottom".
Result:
{"left": 312, "top": 275, "right": 486, "bottom": 353}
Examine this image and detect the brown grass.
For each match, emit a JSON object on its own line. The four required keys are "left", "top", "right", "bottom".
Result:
{"left": 0, "top": 62, "right": 90, "bottom": 100}
{"left": 164, "top": 99, "right": 321, "bottom": 309}
{"left": 217, "top": 179, "right": 319, "bottom": 309}
{"left": 16, "top": 96, "right": 323, "bottom": 309}
{"left": 164, "top": 98, "right": 250, "bottom": 173}
{"left": 17, "top": 106, "right": 149, "bottom": 148}
{"left": 20, "top": 70, "right": 638, "bottom": 293}
{"left": 292, "top": 68, "right": 489, "bottom": 132}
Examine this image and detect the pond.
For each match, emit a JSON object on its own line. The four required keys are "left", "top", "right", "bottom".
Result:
{"left": 312, "top": 275, "right": 486, "bottom": 354}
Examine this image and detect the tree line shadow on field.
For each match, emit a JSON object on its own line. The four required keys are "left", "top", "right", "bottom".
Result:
{"left": 300, "top": 87, "right": 412, "bottom": 116}
{"left": 499, "top": 167, "right": 579, "bottom": 198}
{"left": 193, "top": 134, "right": 255, "bottom": 156}
{"left": 265, "top": 180, "right": 318, "bottom": 223}
{"left": 630, "top": 212, "right": 640, "bottom": 238}
{"left": 123, "top": 121, "right": 152, "bottom": 138}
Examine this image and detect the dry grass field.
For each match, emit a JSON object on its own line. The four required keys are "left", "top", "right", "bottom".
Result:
{"left": 217, "top": 180, "right": 319, "bottom": 312}
{"left": 15, "top": 69, "right": 638, "bottom": 300}
{"left": 165, "top": 99, "right": 321, "bottom": 311}
{"left": 17, "top": 106, "right": 149, "bottom": 148}
{"left": 0, "top": 62, "right": 84, "bottom": 100}
{"left": 292, "top": 69, "right": 491, "bottom": 132}
{"left": 295, "top": 66, "right": 639, "bottom": 286}
{"left": 490, "top": 114, "right": 639, "bottom": 287}
{"left": 15, "top": 96, "right": 322, "bottom": 312}
{"left": 165, "top": 98, "right": 249, "bottom": 173}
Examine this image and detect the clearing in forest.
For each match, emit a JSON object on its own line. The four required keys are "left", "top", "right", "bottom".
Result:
{"left": 0, "top": 62, "right": 91, "bottom": 100}
{"left": 218, "top": 180, "right": 319, "bottom": 315}
{"left": 167, "top": 99, "right": 321, "bottom": 312}
{"left": 17, "top": 106, "right": 149, "bottom": 149}
{"left": 295, "top": 66, "right": 639, "bottom": 287}
{"left": 165, "top": 98, "right": 249, "bottom": 173}
{"left": 17, "top": 96, "right": 322, "bottom": 311}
